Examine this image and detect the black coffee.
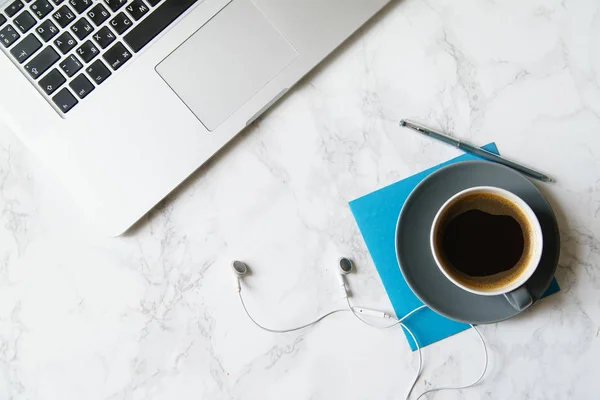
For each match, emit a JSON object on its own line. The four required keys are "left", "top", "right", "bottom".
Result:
{"left": 433, "top": 192, "right": 533, "bottom": 290}
{"left": 441, "top": 209, "right": 524, "bottom": 277}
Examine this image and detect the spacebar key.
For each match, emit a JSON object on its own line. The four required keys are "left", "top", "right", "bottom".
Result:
{"left": 124, "top": 0, "right": 199, "bottom": 52}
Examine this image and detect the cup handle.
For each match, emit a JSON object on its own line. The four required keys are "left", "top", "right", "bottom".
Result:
{"left": 503, "top": 286, "right": 533, "bottom": 311}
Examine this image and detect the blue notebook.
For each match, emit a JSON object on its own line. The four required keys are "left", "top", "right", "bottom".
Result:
{"left": 349, "top": 143, "right": 560, "bottom": 350}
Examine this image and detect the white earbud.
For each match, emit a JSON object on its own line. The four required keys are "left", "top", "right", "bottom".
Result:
{"left": 337, "top": 257, "right": 353, "bottom": 299}
{"left": 336, "top": 257, "right": 390, "bottom": 319}
{"left": 232, "top": 260, "right": 248, "bottom": 292}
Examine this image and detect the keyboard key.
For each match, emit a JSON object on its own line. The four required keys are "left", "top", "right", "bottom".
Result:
{"left": 10, "top": 33, "right": 41, "bottom": 63}
{"left": 39, "top": 68, "right": 65, "bottom": 94}
{"left": 86, "top": 59, "right": 111, "bottom": 84}
{"left": 70, "top": 17, "right": 92, "bottom": 39}
{"left": 14, "top": 10, "right": 36, "bottom": 33}
{"left": 52, "top": 87, "right": 77, "bottom": 112}
{"left": 102, "top": 41, "right": 131, "bottom": 70}
{"left": 59, "top": 53, "right": 82, "bottom": 76}
{"left": 147, "top": 0, "right": 160, "bottom": 6}
{"left": 109, "top": 12, "right": 131, "bottom": 34}
{"left": 75, "top": 40, "right": 97, "bottom": 62}
{"left": 53, "top": 31, "right": 76, "bottom": 53}
{"left": 87, "top": 3, "right": 109, "bottom": 26}
{"left": 0, "top": 15, "right": 7, "bottom": 28}
{"left": 4, "top": 0, "right": 24, "bottom": 18}
{"left": 93, "top": 26, "right": 115, "bottom": 48}
{"left": 24, "top": 46, "right": 59, "bottom": 78}
{"left": 125, "top": 0, "right": 148, "bottom": 20}
{"left": 124, "top": 0, "right": 197, "bottom": 53}
{"left": 31, "top": 0, "right": 53, "bottom": 19}
{"left": 0, "top": 25, "right": 20, "bottom": 47}
{"left": 52, "top": 5, "right": 76, "bottom": 28}
{"left": 50, "top": 0, "right": 64, "bottom": 4}
{"left": 104, "top": 0, "right": 126, "bottom": 12}
{"left": 36, "top": 19, "right": 59, "bottom": 41}
{"left": 69, "top": 73, "right": 93, "bottom": 98}
{"left": 68, "top": 0, "right": 91, "bottom": 14}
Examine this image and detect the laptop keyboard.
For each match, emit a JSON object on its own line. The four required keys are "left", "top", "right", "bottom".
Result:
{"left": 0, "top": 0, "right": 199, "bottom": 115}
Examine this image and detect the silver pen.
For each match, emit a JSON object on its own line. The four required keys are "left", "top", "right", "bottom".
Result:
{"left": 399, "top": 119, "right": 553, "bottom": 183}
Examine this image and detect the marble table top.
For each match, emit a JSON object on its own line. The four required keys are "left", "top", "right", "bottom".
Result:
{"left": 1, "top": 0, "right": 599, "bottom": 398}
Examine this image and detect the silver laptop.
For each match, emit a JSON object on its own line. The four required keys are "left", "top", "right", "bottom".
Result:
{"left": 0, "top": 0, "right": 390, "bottom": 235}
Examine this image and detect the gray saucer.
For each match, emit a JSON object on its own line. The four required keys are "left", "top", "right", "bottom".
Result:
{"left": 395, "top": 160, "right": 560, "bottom": 324}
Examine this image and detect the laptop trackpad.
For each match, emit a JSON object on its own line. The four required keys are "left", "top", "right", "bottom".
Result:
{"left": 156, "top": 1, "right": 298, "bottom": 131}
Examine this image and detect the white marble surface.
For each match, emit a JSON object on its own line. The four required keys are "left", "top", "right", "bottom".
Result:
{"left": 1, "top": 0, "right": 600, "bottom": 398}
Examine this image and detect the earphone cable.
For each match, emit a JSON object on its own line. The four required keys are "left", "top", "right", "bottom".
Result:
{"left": 238, "top": 291, "right": 350, "bottom": 333}
{"left": 413, "top": 324, "right": 488, "bottom": 399}
{"left": 345, "top": 296, "right": 427, "bottom": 329}
{"left": 239, "top": 284, "right": 488, "bottom": 399}
{"left": 345, "top": 297, "right": 488, "bottom": 399}
{"left": 345, "top": 297, "right": 425, "bottom": 399}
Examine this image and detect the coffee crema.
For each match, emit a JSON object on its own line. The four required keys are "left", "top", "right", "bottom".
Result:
{"left": 432, "top": 192, "right": 535, "bottom": 291}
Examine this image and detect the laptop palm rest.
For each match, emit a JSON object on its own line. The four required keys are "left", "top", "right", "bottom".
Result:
{"left": 156, "top": 0, "right": 298, "bottom": 131}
